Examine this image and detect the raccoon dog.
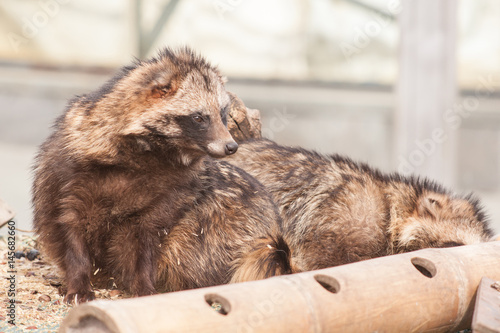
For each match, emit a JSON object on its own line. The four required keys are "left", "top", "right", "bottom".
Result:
{"left": 32, "top": 48, "right": 293, "bottom": 304}
{"left": 227, "top": 139, "right": 493, "bottom": 271}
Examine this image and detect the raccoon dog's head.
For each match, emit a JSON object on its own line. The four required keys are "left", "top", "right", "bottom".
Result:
{"left": 115, "top": 48, "right": 238, "bottom": 163}
{"left": 395, "top": 192, "right": 493, "bottom": 252}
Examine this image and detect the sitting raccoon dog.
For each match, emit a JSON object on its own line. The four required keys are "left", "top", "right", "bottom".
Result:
{"left": 226, "top": 139, "right": 493, "bottom": 272}
{"left": 32, "top": 48, "right": 293, "bottom": 304}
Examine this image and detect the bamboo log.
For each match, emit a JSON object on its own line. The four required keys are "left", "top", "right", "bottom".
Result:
{"left": 59, "top": 241, "right": 500, "bottom": 333}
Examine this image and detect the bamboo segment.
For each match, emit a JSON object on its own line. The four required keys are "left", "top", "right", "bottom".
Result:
{"left": 60, "top": 241, "right": 500, "bottom": 333}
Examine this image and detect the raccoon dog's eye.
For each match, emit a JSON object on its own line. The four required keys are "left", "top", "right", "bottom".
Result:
{"left": 193, "top": 115, "right": 204, "bottom": 123}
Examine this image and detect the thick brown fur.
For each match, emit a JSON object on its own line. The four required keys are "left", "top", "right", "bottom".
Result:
{"left": 227, "top": 139, "right": 493, "bottom": 272}
{"left": 32, "top": 48, "right": 293, "bottom": 304}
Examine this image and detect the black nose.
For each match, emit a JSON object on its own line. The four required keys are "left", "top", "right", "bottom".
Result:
{"left": 225, "top": 141, "right": 238, "bottom": 155}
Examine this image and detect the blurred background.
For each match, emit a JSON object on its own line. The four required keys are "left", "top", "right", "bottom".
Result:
{"left": 0, "top": 0, "right": 499, "bottom": 234}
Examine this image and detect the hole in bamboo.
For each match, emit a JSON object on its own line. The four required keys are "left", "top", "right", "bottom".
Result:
{"left": 314, "top": 274, "right": 340, "bottom": 293}
{"left": 205, "top": 293, "right": 231, "bottom": 315}
{"left": 411, "top": 257, "right": 437, "bottom": 278}
{"left": 68, "top": 315, "right": 114, "bottom": 333}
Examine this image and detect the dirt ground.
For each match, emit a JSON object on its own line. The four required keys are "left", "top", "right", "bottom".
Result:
{"left": 0, "top": 233, "right": 127, "bottom": 333}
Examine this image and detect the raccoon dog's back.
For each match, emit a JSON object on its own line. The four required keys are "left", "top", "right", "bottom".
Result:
{"left": 227, "top": 139, "right": 493, "bottom": 271}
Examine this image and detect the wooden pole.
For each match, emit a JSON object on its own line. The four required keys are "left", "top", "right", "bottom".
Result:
{"left": 395, "top": 0, "right": 458, "bottom": 186}
{"left": 227, "top": 92, "right": 262, "bottom": 143}
{"left": 472, "top": 277, "right": 500, "bottom": 333}
{"left": 60, "top": 241, "right": 500, "bottom": 333}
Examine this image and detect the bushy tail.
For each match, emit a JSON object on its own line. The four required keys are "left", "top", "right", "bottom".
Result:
{"left": 230, "top": 235, "right": 297, "bottom": 283}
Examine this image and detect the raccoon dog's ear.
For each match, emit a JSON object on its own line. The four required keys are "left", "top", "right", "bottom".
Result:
{"left": 150, "top": 75, "right": 179, "bottom": 99}
{"left": 417, "top": 194, "right": 443, "bottom": 219}
{"left": 151, "top": 83, "right": 178, "bottom": 99}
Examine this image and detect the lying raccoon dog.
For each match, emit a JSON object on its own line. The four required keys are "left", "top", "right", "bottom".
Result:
{"left": 227, "top": 139, "right": 493, "bottom": 272}
{"left": 32, "top": 48, "right": 293, "bottom": 304}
